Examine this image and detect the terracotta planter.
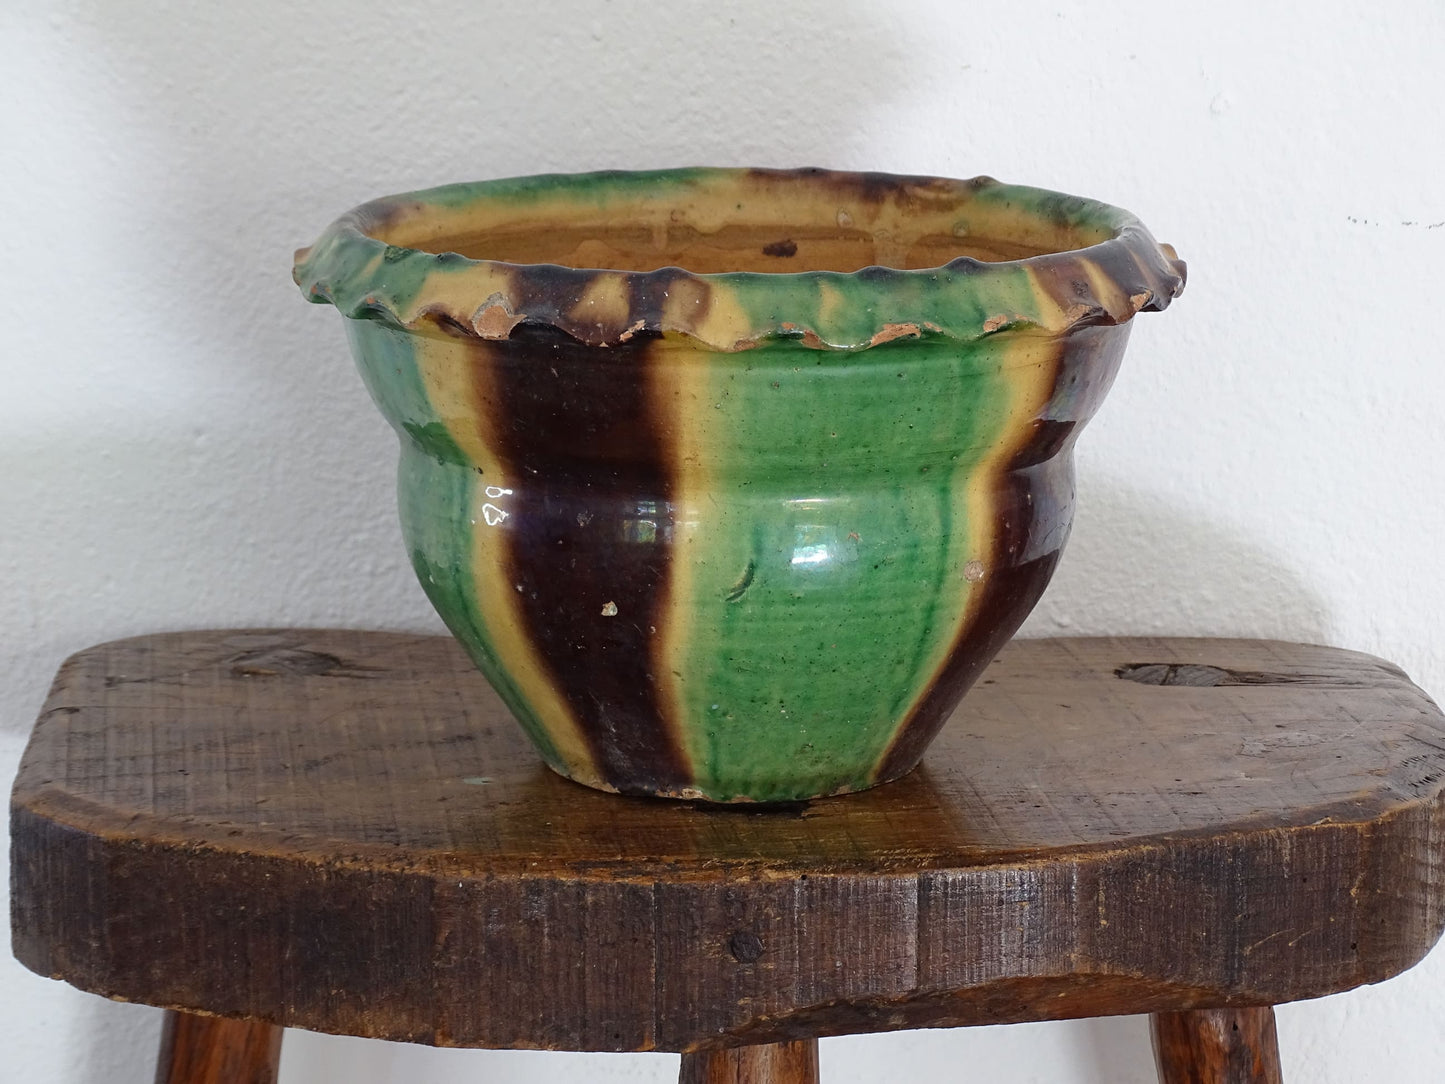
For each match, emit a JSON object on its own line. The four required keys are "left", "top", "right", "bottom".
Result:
{"left": 295, "top": 167, "right": 1184, "bottom": 802}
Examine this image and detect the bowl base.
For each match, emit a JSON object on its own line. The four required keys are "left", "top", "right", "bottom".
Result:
{"left": 540, "top": 758, "right": 920, "bottom": 805}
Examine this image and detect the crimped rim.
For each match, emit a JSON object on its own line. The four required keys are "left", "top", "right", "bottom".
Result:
{"left": 294, "top": 167, "right": 1186, "bottom": 352}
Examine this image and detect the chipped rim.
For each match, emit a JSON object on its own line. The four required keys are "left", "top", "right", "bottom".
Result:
{"left": 294, "top": 167, "right": 1186, "bottom": 352}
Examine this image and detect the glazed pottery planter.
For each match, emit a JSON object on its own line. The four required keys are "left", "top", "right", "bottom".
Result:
{"left": 295, "top": 168, "right": 1184, "bottom": 802}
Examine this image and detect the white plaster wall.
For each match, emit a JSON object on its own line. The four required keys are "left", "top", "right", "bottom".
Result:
{"left": 3, "top": 1, "right": 1442, "bottom": 1080}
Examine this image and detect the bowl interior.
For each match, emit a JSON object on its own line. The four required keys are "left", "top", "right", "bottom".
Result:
{"left": 364, "top": 169, "right": 1117, "bottom": 275}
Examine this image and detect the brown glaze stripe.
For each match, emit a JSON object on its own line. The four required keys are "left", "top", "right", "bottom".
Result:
{"left": 475, "top": 323, "right": 692, "bottom": 794}
{"left": 873, "top": 329, "right": 1125, "bottom": 783}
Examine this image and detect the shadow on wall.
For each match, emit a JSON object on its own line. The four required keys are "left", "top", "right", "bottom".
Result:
{"left": 67, "top": 0, "right": 923, "bottom": 415}
{"left": 1020, "top": 478, "right": 1332, "bottom": 645}
{"left": 49, "top": 2, "right": 913, "bottom": 1083}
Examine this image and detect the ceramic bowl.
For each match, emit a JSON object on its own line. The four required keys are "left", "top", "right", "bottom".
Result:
{"left": 295, "top": 167, "right": 1184, "bottom": 802}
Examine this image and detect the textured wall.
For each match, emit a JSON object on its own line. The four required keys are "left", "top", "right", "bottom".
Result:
{"left": 2, "top": 1, "right": 1442, "bottom": 1080}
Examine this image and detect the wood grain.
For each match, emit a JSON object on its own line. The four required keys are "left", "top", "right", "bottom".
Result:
{"left": 154, "top": 1010, "right": 282, "bottom": 1084}
{"left": 678, "top": 1040, "right": 818, "bottom": 1084}
{"left": 10, "top": 631, "right": 1445, "bottom": 1052}
{"left": 1151, "top": 1007, "right": 1283, "bottom": 1083}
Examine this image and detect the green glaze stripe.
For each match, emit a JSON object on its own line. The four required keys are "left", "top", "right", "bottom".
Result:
{"left": 658, "top": 335, "right": 1031, "bottom": 801}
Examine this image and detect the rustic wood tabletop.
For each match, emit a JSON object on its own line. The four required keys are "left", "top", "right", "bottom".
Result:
{"left": 11, "top": 630, "right": 1444, "bottom": 1083}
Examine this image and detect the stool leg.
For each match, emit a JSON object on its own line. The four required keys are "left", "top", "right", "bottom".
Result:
{"left": 679, "top": 1039, "right": 819, "bottom": 1084}
{"left": 1151, "top": 1007, "right": 1283, "bottom": 1084}
{"left": 154, "top": 1010, "right": 283, "bottom": 1084}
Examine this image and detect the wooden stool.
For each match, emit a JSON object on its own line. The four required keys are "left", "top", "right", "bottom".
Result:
{"left": 11, "top": 631, "right": 1445, "bottom": 1084}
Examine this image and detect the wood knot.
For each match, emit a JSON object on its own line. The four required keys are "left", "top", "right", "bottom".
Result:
{"left": 228, "top": 647, "right": 379, "bottom": 680}
{"left": 1116, "top": 663, "right": 1235, "bottom": 687}
{"left": 728, "top": 931, "right": 765, "bottom": 963}
{"left": 1116, "top": 663, "right": 1372, "bottom": 689}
